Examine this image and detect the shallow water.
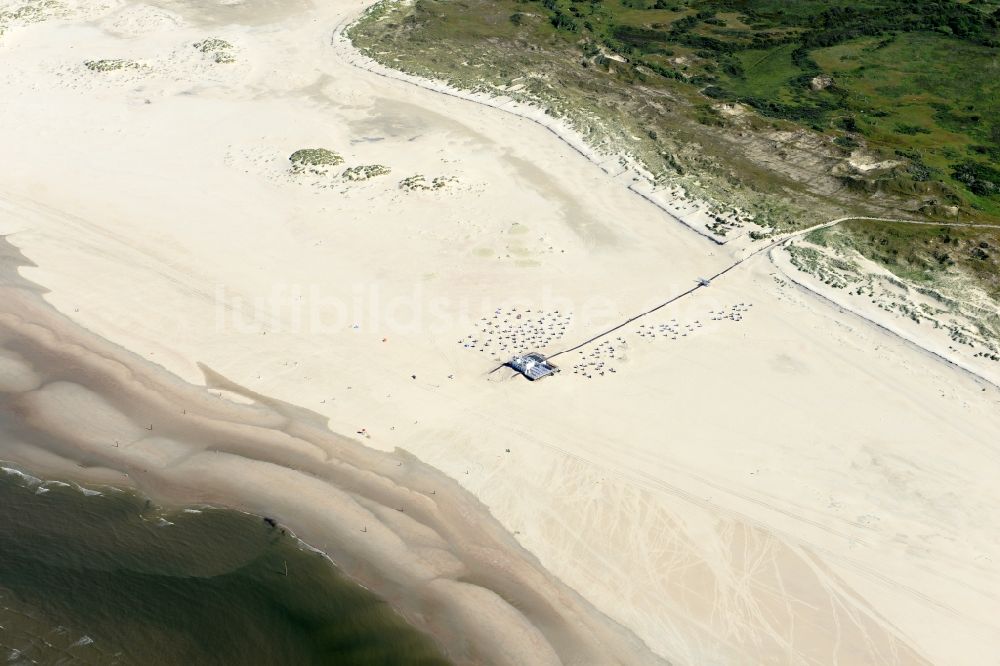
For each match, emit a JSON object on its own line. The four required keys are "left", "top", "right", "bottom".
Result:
{"left": 0, "top": 466, "right": 450, "bottom": 665}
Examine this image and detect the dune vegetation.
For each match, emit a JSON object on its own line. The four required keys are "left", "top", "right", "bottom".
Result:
{"left": 350, "top": 0, "right": 1000, "bottom": 312}
{"left": 289, "top": 148, "right": 344, "bottom": 175}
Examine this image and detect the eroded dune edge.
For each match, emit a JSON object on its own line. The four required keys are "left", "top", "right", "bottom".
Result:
{"left": 0, "top": 236, "right": 665, "bottom": 666}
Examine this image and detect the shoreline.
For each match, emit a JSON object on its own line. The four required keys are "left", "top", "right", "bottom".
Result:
{"left": 0, "top": 464, "right": 451, "bottom": 663}
{"left": 0, "top": 458, "right": 398, "bottom": 607}
{"left": 0, "top": 236, "right": 665, "bottom": 665}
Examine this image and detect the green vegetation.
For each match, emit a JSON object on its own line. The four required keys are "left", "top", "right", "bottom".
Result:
{"left": 808, "top": 32, "right": 1000, "bottom": 216}
{"left": 350, "top": 0, "right": 1000, "bottom": 226}
{"left": 0, "top": 0, "right": 60, "bottom": 38}
{"left": 194, "top": 38, "right": 236, "bottom": 64}
{"left": 808, "top": 220, "right": 1000, "bottom": 299}
{"left": 343, "top": 164, "right": 392, "bottom": 181}
{"left": 606, "top": 1, "right": 1000, "bottom": 215}
{"left": 84, "top": 59, "right": 140, "bottom": 72}
{"left": 351, "top": 0, "right": 1000, "bottom": 306}
{"left": 794, "top": 219, "right": 1000, "bottom": 352}
{"left": 399, "top": 174, "right": 457, "bottom": 191}
{"left": 289, "top": 148, "right": 344, "bottom": 175}
{"left": 788, "top": 244, "right": 856, "bottom": 289}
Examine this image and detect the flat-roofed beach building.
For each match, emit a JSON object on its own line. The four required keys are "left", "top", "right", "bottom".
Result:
{"left": 508, "top": 353, "right": 557, "bottom": 381}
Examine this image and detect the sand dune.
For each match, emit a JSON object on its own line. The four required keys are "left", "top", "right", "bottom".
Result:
{"left": 1, "top": 0, "right": 999, "bottom": 664}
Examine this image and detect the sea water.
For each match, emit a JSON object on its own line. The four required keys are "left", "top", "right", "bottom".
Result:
{"left": 0, "top": 466, "right": 450, "bottom": 665}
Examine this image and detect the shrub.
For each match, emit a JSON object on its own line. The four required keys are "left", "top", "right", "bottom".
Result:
{"left": 952, "top": 161, "right": 1000, "bottom": 197}
{"left": 343, "top": 164, "right": 391, "bottom": 181}
{"left": 894, "top": 123, "right": 931, "bottom": 135}
{"left": 193, "top": 38, "right": 235, "bottom": 64}
{"left": 289, "top": 148, "right": 344, "bottom": 175}
{"left": 84, "top": 59, "right": 139, "bottom": 72}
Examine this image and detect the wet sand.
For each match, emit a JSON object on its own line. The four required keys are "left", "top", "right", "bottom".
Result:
{"left": 0, "top": 236, "right": 663, "bottom": 664}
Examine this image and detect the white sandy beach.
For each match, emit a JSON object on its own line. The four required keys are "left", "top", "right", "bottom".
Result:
{"left": 1, "top": 0, "right": 1000, "bottom": 664}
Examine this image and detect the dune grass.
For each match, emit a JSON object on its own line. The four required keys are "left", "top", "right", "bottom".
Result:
{"left": 809, "top": 220, "right": 1000, "bottom": 298}
{"left": 350, "top": 0, "right": 1000, "bottom": 299}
